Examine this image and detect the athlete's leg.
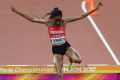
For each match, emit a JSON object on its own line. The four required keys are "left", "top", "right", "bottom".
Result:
{"left": 53, "top": 54, "right": 64, "bottom": 80}
{"left": 66, "top": 47, "right": 82, "bottom": 64}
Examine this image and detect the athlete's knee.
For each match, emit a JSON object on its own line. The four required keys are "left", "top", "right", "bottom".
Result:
{"left": 79, "top": 58, "right": 82, "bottom": 64}
{"left": 76, "top": 54, "right": 82, "bottom": 64}
{"left": 74, "top": 58, "right": 82, "bottom": 64}
{"left": 77, "top": 59, "right": 82, "bottom": 64}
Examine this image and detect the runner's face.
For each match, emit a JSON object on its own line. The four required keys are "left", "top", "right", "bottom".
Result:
{"left": 53, "top": 17, "right": 62, "bottom": 26}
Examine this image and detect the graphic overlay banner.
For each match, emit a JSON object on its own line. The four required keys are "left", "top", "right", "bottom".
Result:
{"left": 0, "top": 65, "right": 120, "bottom": 74}
{"left": 0, "top": 65, "right": 120, "bottom": 80}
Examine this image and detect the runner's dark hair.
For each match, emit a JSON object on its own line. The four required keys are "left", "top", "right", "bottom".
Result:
{"left": 42, "top": 7, "right": 63, "bottom": 19}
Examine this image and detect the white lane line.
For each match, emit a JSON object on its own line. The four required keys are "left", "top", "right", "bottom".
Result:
{"left": 81, "top": 1, "right": 120, "bottom": 65}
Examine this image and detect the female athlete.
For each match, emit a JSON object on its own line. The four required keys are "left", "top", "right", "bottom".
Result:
{"left": 11, "top": 2, "right": 102, "bottom": 80}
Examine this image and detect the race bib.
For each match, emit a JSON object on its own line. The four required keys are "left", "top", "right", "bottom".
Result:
{"left": 51, "top": 37, "right": 65, "bottom": 45}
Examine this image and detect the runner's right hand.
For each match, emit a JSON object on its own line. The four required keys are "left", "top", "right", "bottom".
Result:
{"left": 96, "top": 2, "right": 102, "bottom": 10}
{"left": 11, "top": 6, "right": 17, "bottom": 12}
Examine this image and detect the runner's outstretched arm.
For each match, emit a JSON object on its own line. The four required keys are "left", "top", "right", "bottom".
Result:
{"left": 65, "top": 2, "right": 102, "bottom": 23}
{"left": 11, "top": 6, "right": 50, "bottom": 24}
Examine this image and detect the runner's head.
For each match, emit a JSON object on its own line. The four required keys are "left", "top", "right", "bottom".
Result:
{"left": 49, "top": 7, "right": 63, "bottom": 19}
{"left": 42, "top": 7, "right": 63, "bottom": 19}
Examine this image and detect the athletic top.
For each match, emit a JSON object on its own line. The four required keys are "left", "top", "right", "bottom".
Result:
{"left": 48, "top": 22, "right": 66, "bottom": 45}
